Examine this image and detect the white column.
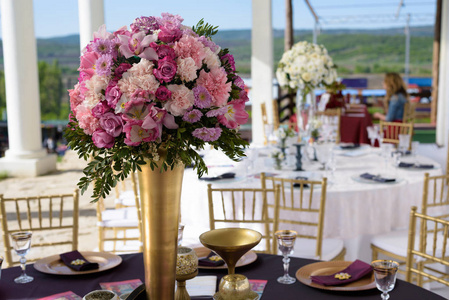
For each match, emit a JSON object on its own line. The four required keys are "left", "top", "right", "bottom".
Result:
{"left": 436, "top": 0, "right": 449, "bottom": 146}
{"left": 78, "top": 0, "right": 105, "bottom": 51}
{"left": 251, "top": 0, "right": 273, "bottom": 145}
{"left": 0, "top": 0, "right": 56, "bottom": 176}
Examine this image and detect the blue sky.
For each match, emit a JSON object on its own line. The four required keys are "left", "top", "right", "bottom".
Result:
{"left": 4, "top": 0, "right": 438, "bottom": 38}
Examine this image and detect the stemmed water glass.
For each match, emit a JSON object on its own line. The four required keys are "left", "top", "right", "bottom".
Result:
{"left": 275, "top": 230, "right": 297, "bottom": 284}
{"left": 11, "top": 232, "right": 33, "bottom": 283}
{"left": 371, "top": 260, "right": 399, "bottom": 300}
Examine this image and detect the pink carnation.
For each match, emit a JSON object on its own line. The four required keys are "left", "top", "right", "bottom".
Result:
{"left": 69, "top": 83, "right": 83, "bottom": 115}
{"left": 164, "top": 84, "right": 194, "bottom": 116}
{"left": 76, "top": 105, "right": 100, "bottom": 135}
{"left": 176, "top": 57, "right": 197, "bottom": 82}
{"left": 118, "top": 62, "right": 160, "bottom": 98}
{"left": 196, "top": 67, "right": 232, "bottom": 107}
{"left": 173, "top": 35, "right": 206, "bottom": 68}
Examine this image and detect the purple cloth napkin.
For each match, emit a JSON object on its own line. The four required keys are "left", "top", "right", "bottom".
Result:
{"left": 199, "top": 172, "right": 235, "bottom": 181}
{"left": 310, "top": 260, "right": 373, "bottom": 286}
{"left": 59, "top": 250, "right": 99, "bottom": 271}
{"left": 398, "top": 162, "right": 433, "bottom": 169}
{"left": 198, "top": 251, "right": 225, "bottom": 267}
{"left": 360, "top": 173, "right": 396, "bottom": 183}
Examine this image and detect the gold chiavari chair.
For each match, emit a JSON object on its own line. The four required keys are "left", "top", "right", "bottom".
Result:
{"left": 260, "top": 173, "right": 346, "bottom": 261}
{"left": 0, "top": 190, "right": 79, "bottom": 267}
{"left": 405, "top": 206, "right": 449, "bottom": 287}
{"left": 315, "top": 108, "right": 342, "bottom": 143}
{"left": 261, "top": 102, "right": 269, "bottom": 145}
{"left": 207, "top": 184, "right": 281, "bottom": 254}
{"left": 114, "top": 171, "right": 140, "bottom": 208}
{"left": 371, "top": 173, "right": 449, "bottom": 276}
{"left": 379, "top": 120, "right": 414, "bottom": 150}
{"left": 272, "top": 99, "right": 280, "bottom": 130}
{"left": 403, "top": 101, "right": 416, "bottom": 123}
{"left": 96, "top": 172, "right": 143, "bottom": 253}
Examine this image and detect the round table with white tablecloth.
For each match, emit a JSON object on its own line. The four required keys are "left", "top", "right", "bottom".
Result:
{"left": 180, "top": 144, "right": 443, "bottom": 262}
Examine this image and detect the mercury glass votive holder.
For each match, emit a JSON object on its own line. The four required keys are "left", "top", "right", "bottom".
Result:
{"left": 176, "top": 246, "right": 198, "bottom": 275}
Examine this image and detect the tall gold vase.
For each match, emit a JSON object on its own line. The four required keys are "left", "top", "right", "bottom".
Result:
{"left": 138, "top": 152, "right": 185, "bottom": 300}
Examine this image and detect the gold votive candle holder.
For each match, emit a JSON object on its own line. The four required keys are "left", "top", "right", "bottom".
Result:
{"left": 176, "top": 246, "right": 198, "bottom": 276}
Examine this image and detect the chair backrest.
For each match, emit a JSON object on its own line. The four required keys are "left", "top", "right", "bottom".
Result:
{"left": 403, "top": 101, "right": 416, "bottom": 123}
{"left": 315, "top": 108, "right": 341, "bottom": 143}
{"left": 261, "top": 102, "right": 269, "bottom": 145}
{"left": 272, "top": 99, "right": 280, "bottom": 130}
{"left": 405, "top": 206, "right": 449, "bottom": 287}
{"left": 0, "top": 190, "right": 79, "bottom": 267}
{"left": 422, "top": 173, "right": 449, "bottom": 220}
{"left": 379, "top": 120, "right": 414, "bottom": 149}
{"left": 260, "top": 173, "right": 328, "bottom": 259}
{"left": 207, "top": 184, "right": 280, "bottom": 254}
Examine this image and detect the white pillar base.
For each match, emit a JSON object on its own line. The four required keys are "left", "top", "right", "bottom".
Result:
{"left": 0, "top": 153, "right": 57, "bottom": 177}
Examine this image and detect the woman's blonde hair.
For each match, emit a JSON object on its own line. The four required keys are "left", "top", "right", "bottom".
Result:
{"left": 384, "top": 72, "right": 408, "bottom": 102}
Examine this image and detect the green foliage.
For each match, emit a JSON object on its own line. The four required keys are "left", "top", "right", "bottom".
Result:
{"left": 39, "top": 60, "right": 64, "bottom": 120}
{"left": 192, "top": 19, "right": 219, "bottom": 38}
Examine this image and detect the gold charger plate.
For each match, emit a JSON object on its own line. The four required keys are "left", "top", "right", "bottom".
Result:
{"left": 194, "top": 247, "right": 257, "bottom": 270}
{"left": 296, "top": 261, "right": 376, "bottom": 291}
{"left": 33, "top": 251, "right": 122, "bottom": 275}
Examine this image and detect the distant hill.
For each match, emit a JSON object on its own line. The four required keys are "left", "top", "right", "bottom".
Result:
{"left": 0, "top": 25, "right": 434, "bottom": 77}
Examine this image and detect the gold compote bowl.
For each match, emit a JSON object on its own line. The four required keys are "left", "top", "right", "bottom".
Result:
{"left": 200, "top": 228, "right": 262, "bottom": 300}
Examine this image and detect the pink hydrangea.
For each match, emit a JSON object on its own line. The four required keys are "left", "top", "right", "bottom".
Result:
{"left": 69, "top": 83, "right": 83, "bottom": 115}
{"left": 118, "top": 61, "right": 160, "bottom": 98}
{"left": 176, "top": 57, "right": 197, "bottom": 82}
{"left": 173, "top": 35, "right": 206, "bottom": 68}
{"left": 164, "top": 84, "right": 194, "bottom": 116}
{"left": 76, "top": 105, "right": 100, "bottom": 135}
{"left": 217, "top": 100, "right": 249, "bottom": 129}
{"left": 196, "top": 67, "right": 232, "bottom": 107}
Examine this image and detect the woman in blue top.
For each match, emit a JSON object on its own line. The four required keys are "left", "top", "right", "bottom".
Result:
{"left": 374, "top": 72, "right": 409, "bottom": 122}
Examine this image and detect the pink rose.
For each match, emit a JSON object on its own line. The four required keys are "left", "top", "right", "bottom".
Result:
{"left": 155, "top": 86, "right": 172, "bottom": 101}
{"left": 158, "top": 25, "right": 182, "bottom": 43}
{"left": 92, "top": 101, "right": 111, "bottom": 118}
{"left": 150, "top": 42, "right": 176, "bottom": 60}
{"left": 105, "top": 84, "right": 122, "bottom": 108}
{"left": 92, "top": 129, "right": 115, "bottom": 148}
{"left": 153, "top": 57, "right": 177, "bottom": 83}
{"left": 114, "top": 63, "right": 132, "bottom": 77}
{"left": 99, "top": 112, "right": 123, "bottom": 137}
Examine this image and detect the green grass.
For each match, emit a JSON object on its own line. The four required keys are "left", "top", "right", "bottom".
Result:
{"left": 0, "top": 171, "right": 8, "bottom": 181}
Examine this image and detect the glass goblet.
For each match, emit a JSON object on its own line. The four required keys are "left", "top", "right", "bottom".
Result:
{"left": 11, "top": 232, "right": 33, "bottom": 283}
{"left": 371, "top": 260, "right": 399, "bottom": 300}
{"left": 275, "top": 230, "right": 297, "bottom": 284}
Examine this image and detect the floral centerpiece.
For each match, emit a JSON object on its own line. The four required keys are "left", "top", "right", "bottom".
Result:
{"left": 270, "top": 149, "right": 284, "bottom": 170}
{"left": 276, "top": 41, "right": 337, "bottom": 131}
{"left": 274, "top": 126, "right": 296, "bottom": 150}
{"left": 65, "top": 14, "right": 249, "bottom": 201}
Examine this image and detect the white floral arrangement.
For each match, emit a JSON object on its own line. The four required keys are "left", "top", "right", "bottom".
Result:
{"left": 276, "top": 41, "right": 337, "bottom": 93}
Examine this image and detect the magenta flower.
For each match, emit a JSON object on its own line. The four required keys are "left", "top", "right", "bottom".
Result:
{"left": 157, "top": 13, "right": 183, "bottom": 43}
{"left": 118, "top": 32, "right": 158, "bottom": 60}
{"left": 233, "top": 75, "right": 245, "bottom": 89}
{"left": 130, "top": 89, "right": 151, "bottom": 101}
{"left": 96, "top": 54, "right": 113, "bottom": 76}
{"left": 193, "top": 86, "right": 212, "bottom": 109}
{"left": 105, "top": 82, "right": 122, "bottom": 108}
{"left": 92, "top": 39, "right": 113, "bottom": 55}
{"left": 150, "top": 42, "right": 176, "bottom": 60}
{"left": 92, "top": 101, "right": 111, "bottom": 118}
{"left": 99, "top": 112, "right": 123, "bottom": 137}
{"left": 182, "top": 109, "right": 202, "bottom": 123}
{"left": 131, "top": 16, "right": 159, "bottom": 33}
{"left": 221, "top": 53, "right": 236, "bottom": 72}
{"left": 153, "top": 57, "right": 177, "bottom": 83}
{"left": 122, "top": 99, "right": 150, "bottom": 122}
{"left": 192, "top": 127, "right": 222, "bottom": 142}
{"left": 217, "top": 100, "right": 249, "bottom": 129}
{"left": 92, "top": 129, "right": 115, "bottom": 148}
{"left": 79, "top": 51, "right": 99, "bottom": 79}
{"left": 114, "top": 63, "right": 132, "bottom": 77}
{"left": 155, "top": 86, "right": 172, "bottom": 101}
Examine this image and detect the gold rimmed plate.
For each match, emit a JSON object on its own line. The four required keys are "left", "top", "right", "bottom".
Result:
{"left": 33, "top": 251, "right": 122, "bottom": 275}
{"left": 296, "top": 261, "right": 376, "bottom": 291}
{"left": 194, "top": 247, "right": 257, "bottom": 270}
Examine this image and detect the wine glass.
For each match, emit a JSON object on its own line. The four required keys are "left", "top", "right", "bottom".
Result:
{"left": 371, "top": 260, "right": 399, "bottom": 300}
{"left": 11, "top": 232, "right": 33, "bottom": 283}
{"left": 275, "top": 230, "right": 297, "bottom": 284}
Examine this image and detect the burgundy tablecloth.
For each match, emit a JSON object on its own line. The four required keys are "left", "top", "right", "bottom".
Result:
{"left": 340, "top": 106, "right": 373, "bottom": 145}
{"left": 0, "top": 253, "right": 445, "bottom": 300}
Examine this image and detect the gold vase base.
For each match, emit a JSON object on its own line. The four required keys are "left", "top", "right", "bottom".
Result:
{"left": 175, "top": 269, "right": 199, "bottom": 300}
{"left": 213, "top": 290, "right": 259, "bottom": 300}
